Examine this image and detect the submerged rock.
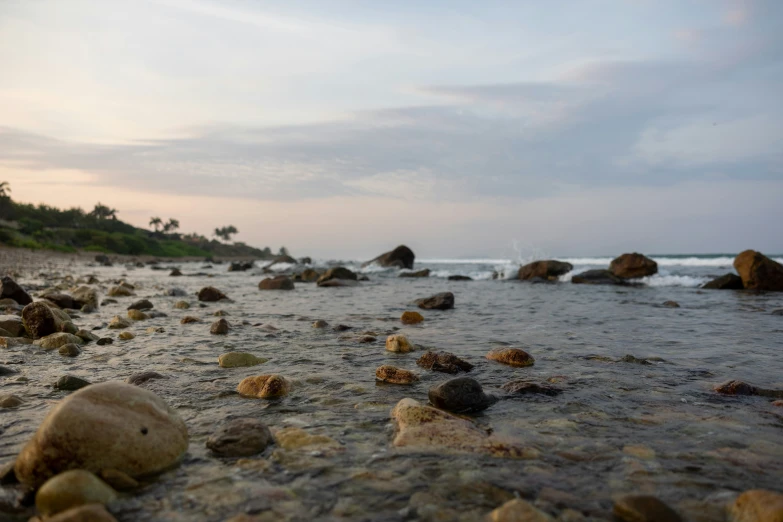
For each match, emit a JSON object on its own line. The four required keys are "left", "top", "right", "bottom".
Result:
{"left": 107, "top": 286, "right": 134, "bottom": 297}
{"left": 375, "top": 365, "right": 419, "bottom": 384}
{"left": 198, "top": 286, "right": 227, "bottom": 302}
{"left": 400, "top": 311, "right": 424, "bottom": 325}
{"left": 415, "top": 292, "right": 454, "bottom": 310}
{"left": 35, "top": 469, "right": 117, "bottom": 517}
{"left": 43, "top": 292, "right": 75, "bottom": 309}
{"left": 317, "top": 278, "right": 360, "bottom": 287}
{"left": 258, "top": 275, "right": 295, "bottom": 290}
{"left": 312, "top": 320, "right": 328, "bottom": 328}
{"left": 702, "top": 273, "right": 744, "bottom": 290}
{"left": 363, "top": 245, "right": 415, "bottom": 270}
{"left": 386, "top": 334, "right": 415, "bottom": 353}
{"left": 34, "top": 333, "right": 84, "bottom": 350}
{"left": 275, "top": 427, "right": 340, "bottom": 451}
{"left": 108, "top": 316, "right": 130, "bottom": 329}
{"left": 54, "top": 375, "right": 91, "bottom": 391}
{"left": 518, "top": 260, "right": 573, "bottom": 281}
{"left": 448, "top": 275, "right": 473, "bottom": 281}
{"left": 610, "top": 253, "right": 658, "bottom": 279}
{"left": 14, "top": 381, "right": 189, "bottom": 488}
{"left": 613, "top": 495, "right": 682, "bottom": 522}
{"left": 417, "top": 351, "right": 474, "bottom": 373}
{"left": 428, "top": 377, "right": 497, "bottom": 413}
{"left": 399, "top": 269, "right": 430, "bottom": 278}
{"left": 38, "top": 503, "right": 118, "bottom": 522}
{"left": 486, "top": 348, "right": 535, "bottom": 367}
{"left": 571, "top": 269, "right": 627, "bottom": 285}
{"left": 488, "top": 499, "right": 554, "bottom": 522}
{"left": 0, "top": 394, "right": 23, "bottom": 408}
{"left": 734, "top": 250, "right": 783, "bottom": 291}
{"left": 127, "top": 309, "right": 149, "bottom": 321}
{"left": 728, "top": 489, "right": 783, "bottom": 522}
{"left": 210, "top": 318, "right": 230, "bottom": 335}
{"left": 207, "top": 418, "right": 273, "bottom": 457}
{"left": 72, "top": 286, "right": 99, "bottom": 309}
{"left": 0, "top": 275, "right": 33, "bottom": 305}
{"left": 662, "top": 300, "right": 680, "bottom": 308}
{"left": 127, "top": 299, "right": 153, "bottom": 311}
{"left": 237, "top": 375, "right": 290, "bottom": 398}
{"left": 118, "top": 332, "right": 135, "bottom": 340}
{"left": 180, "top": 316, "right": 201, "bottom": 324}
{"left": 218, "top": 352, "right": 268, "bottom": 368}
{"left": 501, "top": 380, "right": 563, "bottom": 396}
{"left": 316, "top": 267, "right": 358, "bottom": 286}
{"left": 58, "top": 343, "right": 82, "bottom": 357}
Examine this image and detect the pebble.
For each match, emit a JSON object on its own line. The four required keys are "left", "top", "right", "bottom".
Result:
{"left": 54, "top": 375, "right": 91, "bottom": 391}
{"left": 35, "top": 469, "right": 117, "bottom": 517}
{"left": 0, "top": 394, "right": 23, "bottom": 408}
{"left": 237, "top": 374, "right": 290, "bottom": 398}
{"left": 58, "top": 343, "right": 82, "bottom": 357}
{"left": 728, "top": 489, "right": 783, "bottom": 522}
{"left": 486, "top": 348, "right": 535, "bottom": 367}
{"left": 108, "top": 316, "right": 130, "bottom": 329}
{"left": 375, "top": 365, "right": 419, "bottom": 384}
{"left": 312, "top": 320, "right": 328, "bottom": 328}
{"left": 662, "top": 300, "right": 680, "bottom": 308}
{"left": 613, "top": 495, "right": 682, "bottom": 522}
{"left": 488, "top": 498, "right": 554, "bottom": 522}
{"left": 428, "top": 377, "right": 497, "bottom": 413}
{"left": 180, "top": 316, "right": 201, "bottom": 324}
{"left": 206, "top": 418, "right": 274, "bottom": 457}
{"left": 127, "top": 309, "right": 149, "bottom": 321}
{"left": 218, "top": 352, "right": 268, "bottom": 368}
{"left": 174, "top": 300, "right": 190, "bottom": 309}
{"left": 118, "top": 332, "right": 135, "bottom": 340}
{"left": 96, "top": 337, "right": 113, "bottom": 346}
{"left": 127, "top": 299, "right": 153, "bottom": 311}
{"left": 274, "top": 427, "right": 340, "bottom": 451}
{"left": 385, "top": 334, "right": 415, "bottom": 353}
{"left": 125, "top": 371, "right": 167, "bottom": 385}
{"left": 210, "top": 318, "right": 230, "bottom": 335}
{"left": 34, "top": 333, "right": 84, "bottom": 350}
{"left": 417, "top": 351, "right": 474, "bottom": 373}
{"left": 400, "top": 311, "right": 424, "bottom": 324}
{"left": 198, "top": 286, "right": 227, "bottom": 302}
{"left": 501, "top": 380, "right": 562, "bottom": 396}
{"left": 414, "top": 292, "right": 455, "bottom": 310}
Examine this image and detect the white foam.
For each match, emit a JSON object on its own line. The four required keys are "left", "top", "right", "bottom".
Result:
{"left": 635, "top": 274, "right": 709, "bottom": 287}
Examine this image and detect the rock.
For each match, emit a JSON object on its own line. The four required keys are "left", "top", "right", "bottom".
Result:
{"left": 488, "top": 498, "right": 554, "bottom": 522}
{"left": 98, "top": 468, "right": 139, "bottom": 491}
{"left": 81, "top": 303, "right": 97, "bottom": 313}
{"left": 386, "top": 334, "right": 415, "bottom": 353}
{"left": 610, "top": 253, "right": 658, "bottom": 279}
{"left": 118, "top": 332, "right": 135, "bottom": 341}
{"left": 571, "top": 269, "right": 627, "bottom": 285}
{"left": 359, "top": 335, "right": 376, "bottom": 343}
{"left": 198, "top": 286, "right": 227, "bottom": 302}
{"left": 448, "top": 275, "right": 473, "bottom": 281}
{"left": 727, "top": 490, "right": 783, "bottom": 522}
{"left": 375, "top": 365, "right": 419, "bottom": 384}
{"left": 59, "top": 343, "right": 82, "bottom": 357}
{"left": 206, "top": 418, "right": 273, "bottom": 457}
{"left": 662, "top": 300, "right": 680, "bottom": 308}
{"left": 107, "top": 316, "right": 130, "bottom": 329}
{"left": 0, "top": 315, "right": 26, "bottom": 337}
{"left": 501, "top": 380, "right": 562, "bottom": 396}
{"left": 127, "top": 309, "right": 149, "bottom": 321}
{"left": 72, "top": 286, "right": 99, "bottom": 309}
{"left": 95, "top": 254, "right": 112, "bottom": 266}
{"left": 237, "top": 375, "right": 290, "bottom": 398}
{"left": 312, "top": 320, "right": 329, "bottom": 328}
{"left": 107, "top": 286, "right": 134, "bottom": 298}
{"left": 417, "top": 351, "right": 474, "bottom": 373}
{"left": 0, "top": 336, "right": 32, "bottom": 348}
{"left": 43, "top": 293, "right": 75, "bottom": 309}
{"left": 401, "top": 311, "right": 424, "bottom": 325}
{"left": 180, "top": 316, "right": 200, "bottom": 324}
{"left": 228, "top": 261, "right": 254, "bottom": 272}
{"left": 518, "top": 260, "right": 573, "bottom": 281}
{"left": 218, "top": 352, "right": 268, "bottom": 368}
{"left": 264, "top": 255, "right": 297, "bottom": 269}
{"left": 0, "top": 276, "right": 33, "bottom": 305}
{"left": 702, "top": 273, "right": 744, "bottom": 290}
{"left": 44, "top": 504, "right": 118, "bottom": 522}
{"left": 316, "top": 267, "right": 358, "bottom": 286}
{"left": 125, "top": 371, "right": 167, "bottom": 386}
{"left": 714, "top": 380, "right": 758, "bottom": 395}
{"left": 75, "top": 329, "right": 100, "bottom": 343}
{"left": 363, "top": 245, "right": 415, "bottom": 269}
{"left": 258, "top": 276, "right": 295, "bottom": 290}
{"left": 22, "top": 301, "right": 62, "bottom": 339}
{"left": 0, "top": 365, "right": 18, "bottom": 376}
{"left": 167, "top": 288, "right": 187, "bottom": 297}
{"left": 54, "top": 375, "right": 91, "bottom": 391}
{"left": 317, "top": 278, "right": 360, "bottom": 287}
{"left": 275, "top": 427, "right": 340, "bottom": 451}
{"left": 486, "top": 348, "right": 535, "bottom": 367}
{"left": 169, "top": 268, "right": 182, "bottom": 276}
{"left": 0, "top": 394, "right": 23, "bottom": 408}
{"left": 613, "top": 495, "right": 681, "bottom": 522}
{"left": 127, "top": 299, "right": 153, "bottom": 311}
{"left": 399, "top": 269, "right": 430, "bottom": 278}
{"left": 34, "top": 333, "right": 84, "bottom": 350}
{"left": 35, "top": 469, "right": 117, "bottom": 517}
{"left": 210, "top": 318, "right": 230, "bottom": 335}
{"left": 173, "top": 300, "right": 190, "bottom": 310}
{"left": 96, "top": 338, "right": 113, "bottom": 346}
{"left": 428, "top": 377, "right": 497, "bottom": 413}
{"left": 333, "top": 324, "right": 352, "bottom": 332}
{"left": 297, "top": 268, "right": 321, "bottom": 282}
{"left": 15, "top": 382, "right": 188, "bottom": 488}
{"left": 415, "top": 292, "right": 454, "bottom": 310}
{"left": 734, "top": 250, "right": 783, "bottom": 291}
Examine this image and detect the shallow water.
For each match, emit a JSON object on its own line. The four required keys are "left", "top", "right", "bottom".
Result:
{"left": 1, "top": 255, "right": 782, "bottom": 521}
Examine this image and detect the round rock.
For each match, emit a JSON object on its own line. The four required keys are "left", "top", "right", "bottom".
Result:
{"left": 428, "top": 377, "right": 497, "bottom": 413}
{"left": 36, "top": 469, "right": 117, "bottom": 517}
{"left": 206, "top": 418, "right": 274, "bottom": 457}
{"left": 237, "top": 375, "right": 290, "bottom": 399}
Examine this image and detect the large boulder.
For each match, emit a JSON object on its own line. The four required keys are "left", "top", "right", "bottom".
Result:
{"left": 258, "top": 275, "right": 295, "bottom": 290}
{"left": 316, "top": 267, "right": 357, "bottom": 286}
{"left": 22, "top": 302, "right": 64, "bottom": 339}
{"left": 363, "top": 245, "right": 415, "bottom": 270}
{"left": 571, "top": 269, "right": 627, "bottom": 285}
{"left": 702, "top": 273, "right": 744, "bottom": 290}
{"left": 733, "top": 250, "right": 783, "bottom": 291}
{"left": 609, "top": 253, "right": 658, "bottom": 279}
{"left": 0, "top": 276, "right": 32, "bottom": 305}
{"left": 517, "top": 260, "right": 573, "bottom": 281}
{"left": 14, "top": 381, "right": 188, "bottom": 488}
{"left": 415, "top": 292, "right": 454, "bottom": 310}
{"left": 35, "top": 469, "right": 117, "bottom": 517}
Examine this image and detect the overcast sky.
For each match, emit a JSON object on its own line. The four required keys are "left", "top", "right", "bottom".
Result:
{"left": 1, "top": 0, "right": 781, "bottom": 259}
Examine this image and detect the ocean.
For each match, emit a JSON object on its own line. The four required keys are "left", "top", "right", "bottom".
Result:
{"left": 1, "top": 251, "right": 782, "bottom": 521}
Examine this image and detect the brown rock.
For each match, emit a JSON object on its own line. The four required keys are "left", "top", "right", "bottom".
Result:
{"left": 375, "top": 365, "right": 419, "bottom": 384}
{"left": 35, "top": 469, "right": 117, "bottom": 517}
{"left": 198, "top": 286, "right": 227, "bottom": 302}
{"left": 734, "top": 250, "right": 783, "bottom": 291}
{"left": 210, "top": 318, "right": 230, "bottom": 335}
{"left": 488, "top": 498, "right": 554, "bottom": 522}
{"left": 486, "top": 348, "right": 535, "bottom": 367}
{"left": 98, "top": 469, "right": 139, "bottom": 491}
{"left": 702, "top": 273, "right": 744, "bottom": 290}
{"left": 316, "top": 267, "right": 358, "bottom": 286}
{"left": 258, "top": 275, "right": 295, "bottom": 290}
{"left": 417, "top": 351, "right": 473, "bottom": 373}
{"left": 613, "top": 495, "right": 682, "bottom": 522}
{"left": 518, "top": 260, "right": 573, "bottom": 281}
{"left": 206, "top": 418, "right": 274, "bottom": 457}
{"left": 22, "top": 301, "right": 61, "bottom": 339}
{"left": 501, "top": 380, "right": 562, "bottom": 396}
{"left": 0, "top": 275, "right": 33, "bottom": 305}
{"left": 14, "top": 381, "right": 189, "bottom": 488}
{"left": 237, "top": 375, "right": 290, "bottom": 398}
{"left": 610, "top": 253, "right": 658, "bottom": 279}
{"left": 107, "top": 286, "right": 134, "bottom": 298}
{"left": 297, "top": 268, "right": 321, "bottom": 282}
{"left": 0, "top": 394, "right": 23, "bottom": 408}
{"left": 400, "top": 311, "right": 424, "bottom": 325}
{"left": 386, "top": 334, "right": 415, "bottom": 353}
{"left": 727, "top": 490, "right": 783, "bottom": 522}
{"left": 415, "top": 292, "right": 454, "bottom": 310}
{"left": 45, "top": 504, "right": 118, "bottom": 522}
{"left": 363, "top": 245, "right": 415, "bottom": 270}
{"left": 72, "top": 287, "right": 100, "bottom": 309}
{"left": 180, "top": 316, "right": 201, "bottom": 324}
{"left": 43, "top": 293, "right": 75, "bottom": 309}
{"left": 714, "top": 380, "right": 758, "bottom": 395}
{"left": 127, "top": 309, "right": 149, "bottom": 321}
{"left": 0, "top": 314, "right": 25, "bottom": 337}
{"left": 125, "top": 371, "right": 167, "bottom": 386}
{"left": 59, "top": 343, "right": 82, "bottom": 357}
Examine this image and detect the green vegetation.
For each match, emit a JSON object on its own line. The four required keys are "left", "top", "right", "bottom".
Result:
{"left": 0, "top": 183, "right": 278, "bottom": 259}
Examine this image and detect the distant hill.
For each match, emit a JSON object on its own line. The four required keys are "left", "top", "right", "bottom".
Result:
{"left": 0, "top": 189, "right": 279, "bottom": 259}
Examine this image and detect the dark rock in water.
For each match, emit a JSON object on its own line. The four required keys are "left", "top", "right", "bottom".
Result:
{"left": 363, "top": 245, "right": 415, "bottom": 270}
{"left": 198, "top": 286, "right": 227, "bottom": 302}
{"left": 662, "top": 300, "right": 680, "bottom": 308}
{"left": 518, "top": 260, "right": 573, "bottom": 281}
{"left": 501, "top": 380, "right": 562, "bottom": 396}
{"left": 0, "top": 365, "right": 18, "bottom": 376}
{"left": 399, "top": 269, "right": 430, "bottom": 278}
{"left": 734, "top": 250, "right": 783, "bottom": 291}
{"left": 22, "top": 302, "right": 60, "bottom": 339}
{"left": 702, "top": 273, "right": 744, "bottom": 290}
{"left": 147, "top": 311, "right": 167, "bottom": 319}
{"left": 295, "top": 268, "right": 321, "bottom": 283}
{"left": 486, "top": 348, "right": 535, "bottom": 367}
{"left": 258, "top": 275, "right": 294, "bottom": 290}
{"left": 299, "top": 257, "right": 312, "bottom": 265}
{"left": 42, "top": 293, "right": 74, "bottom": 309}
{"left": 128, "top": 299, "right": 154, "bottom": 311}
{"left": 428, "top": 377, "right": 497, "bottom": 413}
{"left": 169, "top": 268, "right": 183, "bottom": 277}
{"left": 58, "top": 343, "right": 82, "bottom": 357}
{"left": 415, "top": 292, "right": 454, "bottom": 310}
{"left": 772, "top": 309, "right": 783, "bottom": 316}
{"left": 312, "top": 320, "right": 328, "bottom": 328}
{"left": 95, "top": 254, "right": 112, "bottom": 266}
{"left": 571, "top": 269, "right": 627, "bottom": 285}
{"left": 333, "top": 324, "right": 353, "bottom": 332}
{"left": 126, "top": 371, "right": 167, "bottom": 386}
{"left": 264, "top": 255, "right": 297, "bottom": 269}
{"left": 167, "top": 288, "right": 187, "bottom": 297}
{"left": 610, "top": 253, "right": 658, "bottom": 279}
{"left": 54, "top": 375, "right": 91, "bottom": 391}
{"left": 713, "top": 380, "right": 783, "bottom": 398}
{"left": 210, "top": 318, "right": 230, "bottom": 335}
{"left": 448, "top": 275, "right": 473, "bottom": 281}
{"left": 96, "top": 337, "right": 113, "bottom": 346}
{"left": 0, "top": 276, "right": 33, "bottom": 305}
{"left": 619, "top": 354, "right": 653, "bottom": 365}
{"left": 206, "top": 418, "right": 273, "bottom": 457}
{"left": 0, "top": 315, "right": 25, "bottom": 337}
{"left": 228, "top": 261, "right": 254, "bottom": 272}
{"left": 316, "top": 267, "right": 358, "bottom": 286}
{"left": 417, "top": 351, "right": 473, "bottom": 373}
{"left": 613, "top": 495, "right": 682, "bottom": 522}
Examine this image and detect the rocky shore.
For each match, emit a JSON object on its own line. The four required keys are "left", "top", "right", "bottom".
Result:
{"left": 1, "top": 245, "right": 782, "bottom": 521}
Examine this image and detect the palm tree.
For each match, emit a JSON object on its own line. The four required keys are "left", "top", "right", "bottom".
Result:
{"left": 0, "top": 181, "right": 10, "bottom": 198}
{"left": 149, "top": 217, "right": 163, "bottom": 232}
{"left": 89, "top": 203, "right": 118, "bottom": 220}
{"left": 214, "top": 225, "right": 238, "bottom": 242}
{"left": 162, "top": 218, "right": 180, "bottom": 234}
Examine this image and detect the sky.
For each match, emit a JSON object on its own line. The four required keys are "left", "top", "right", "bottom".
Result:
{"left": 1, "top": 0, "right": 781, "bottom": 259}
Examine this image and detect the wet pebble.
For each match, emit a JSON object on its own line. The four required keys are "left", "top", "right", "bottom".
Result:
{"left": 237, "top": 374, "right": 290, "bottom": 398}
{"left": 35, "top": 469, "right": 117, "bottom": 517}
{"left": 118, "top": 332, "right": 135, "bottom": 340}
{"left": 501, "top": 380, "right": 562, "bottom": 396}
{"left": 96, "top": 337, "right": 113, "bottom": 346}
{"left": 125, "top": 371, "right": 167, "bottom": 386}
{"left": 312, "top": 320, "right": 328, "bottom": 328}
{"left": 428, "top": 377, "right": 497, "bottom": 413}
{"left": 54, "top": 375, "right": 91, "bottom": 391}
{"left": 0, "top": 394, "right": 23, "bottom": 408}
{"left": 400, "top": 311, "right": 424, "bottom": 324}
{"left": 174, "top": 300, "right": 190, "bottom": 309}
{"left": 127, "top": 299, "right": 153, "bottom": 311}
{"left": 417, "top": 350, "right": 474, "bottom": 373}
{"left": 385, "top": 334, "right": 414, "bottom": 353}
{"left": 180, "top": 316, "right": 201, "bottom": 324}
{"left": 206, "top": 418, "right": 274, "bottom": 457}
{"left": 58, "top": 343, "right": 82, "bottom": 357}
{"left": 613, "top": 495, "right": 682, "bottom": 522}
{"left": 375, "top": 365, "right": 419, "bottom": 384}
{"left": 218, "top": 352, "right": 268, "bottom": 368}
{"left": 210, "top": 318, "right": 230, "bottom": 335}
{"left": 486, "top": 348, "right": 535, "bottom": 367}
